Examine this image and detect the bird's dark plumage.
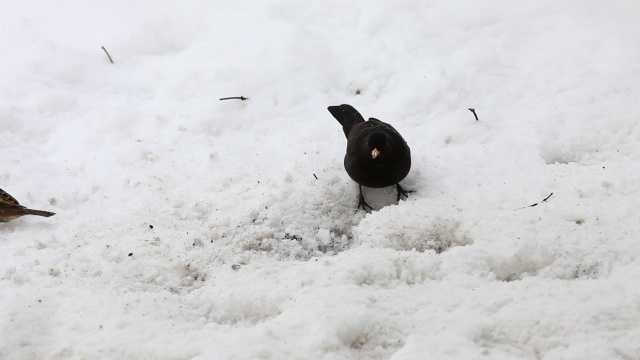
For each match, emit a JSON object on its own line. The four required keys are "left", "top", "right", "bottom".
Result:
{"left": 328, "top": 104, "right": 412, "bottom": 210}
{"left": 0, "top": 188, "right": 55, "bottom": 222}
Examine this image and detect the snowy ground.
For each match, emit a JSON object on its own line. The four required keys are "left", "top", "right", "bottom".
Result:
{"left": 2, "top": 0, "right": 640, "bottom": 359}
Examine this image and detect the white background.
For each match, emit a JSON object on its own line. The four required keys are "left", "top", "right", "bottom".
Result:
{"left": 1, "top": 0, "right": 640, "bottom": 359}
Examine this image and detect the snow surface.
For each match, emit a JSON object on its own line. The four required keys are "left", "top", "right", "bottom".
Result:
{"left": 2, "top": 0, "right": 640, "bottom": 359}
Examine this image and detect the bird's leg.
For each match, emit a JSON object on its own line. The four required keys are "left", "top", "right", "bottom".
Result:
{"left": 396, "top": 183, "right": 414, "bottom": 201}
{"left": 358, "top": 185, "right": 374, "bottom": 211}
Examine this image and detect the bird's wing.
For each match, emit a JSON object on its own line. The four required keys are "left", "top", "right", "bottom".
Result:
{"left": 367, "top": 117, "right": 400, "bottom": 134}
{"left": 0, "top": 188, "right": 20, "bottom": 206}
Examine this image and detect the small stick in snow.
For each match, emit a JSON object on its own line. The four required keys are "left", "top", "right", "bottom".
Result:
{"left": 101, "top": 46, "right": 114, "bottom": 64}
{"left": 219, "top": 96, "right": 249, "bottom": 101}
{"left": 514, "top": 192, "right": 554, "bottom": 210}
{"left": 313, "top": 173, "right": 318, "bottom": 180}
{"left": 468, "top": 108, "right": 478, "bottom": 121}
{"left": 527, "top": 192, "right": 554, "bottom": 208}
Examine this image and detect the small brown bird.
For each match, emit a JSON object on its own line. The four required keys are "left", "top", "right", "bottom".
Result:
{"left": 0, "top": 188, "right": 55, "bottom": 222}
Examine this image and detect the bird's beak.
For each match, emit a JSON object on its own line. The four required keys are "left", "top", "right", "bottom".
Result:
{"left": 372, "top": 148, "right": 381, "bottom": 159}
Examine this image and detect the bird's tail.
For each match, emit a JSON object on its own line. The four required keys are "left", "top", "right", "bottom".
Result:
{"left": 327, "top": 104, "right": 366, "bottom": 138}
{"left": 23, "top": 208, "right": 55, "bottom": 218}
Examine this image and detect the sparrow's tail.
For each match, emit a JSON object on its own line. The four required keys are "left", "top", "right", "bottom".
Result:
{"left": 23, "top": 208, "right": 55, "bottom": 217}
{"left": 327, "top": 104, "right": 365, "bottom": 138}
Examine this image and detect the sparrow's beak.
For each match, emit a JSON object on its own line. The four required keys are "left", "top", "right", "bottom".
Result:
{"left": 371, "top": 148, "right": 381, "bottom": 159}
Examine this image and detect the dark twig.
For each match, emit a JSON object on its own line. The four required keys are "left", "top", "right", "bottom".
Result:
{"left": 219, "top": 96, "right": 248, "bottom": 101}
{"left": 468, "top": 108, "right": 478, "bottom": 121}
{"left": 313, "top": 173, "right": 318, "bottom": 180}
{"left": 514, "top": 192, "right": 554, "bottom": 210}
{"left": 526, "top": 192, "right": 554, "bottom": 208}
{"left": 101, "top": 46, "right": 114, "bottom": 64}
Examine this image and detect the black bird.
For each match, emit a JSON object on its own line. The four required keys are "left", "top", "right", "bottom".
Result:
{"left": 328, "top": 104, "right": 412, "bottom": 210}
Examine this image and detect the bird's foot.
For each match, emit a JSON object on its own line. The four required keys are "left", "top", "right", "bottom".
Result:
{"left": 358, "top": 195, "right": 374, "bottom": 211}
{"left": 396, "top": 183, "right": 414, "bottom": 201}
{"left": 358, "top": 185, "right": 374, "bottom": 211}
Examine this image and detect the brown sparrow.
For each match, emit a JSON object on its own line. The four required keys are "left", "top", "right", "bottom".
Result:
{"left": 0, "top": 188, "right": 55, "bottom": 222}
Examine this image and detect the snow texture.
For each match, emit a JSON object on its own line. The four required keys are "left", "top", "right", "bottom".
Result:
{"left": 2, "top": 0, "right": 640, "bottom": 359}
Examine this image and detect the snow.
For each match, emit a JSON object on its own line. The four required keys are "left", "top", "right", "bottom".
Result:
{"left": 2, "top": 0, "right": 640, "bottom": 358}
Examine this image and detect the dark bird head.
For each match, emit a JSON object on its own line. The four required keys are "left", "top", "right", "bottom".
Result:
{"left": 367, "top": 132, "right": 388, "bottom": 159}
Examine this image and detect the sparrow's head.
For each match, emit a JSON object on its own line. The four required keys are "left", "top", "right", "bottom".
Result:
{"left": 367, "top": 132, "right": 388, "bottom": 159}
